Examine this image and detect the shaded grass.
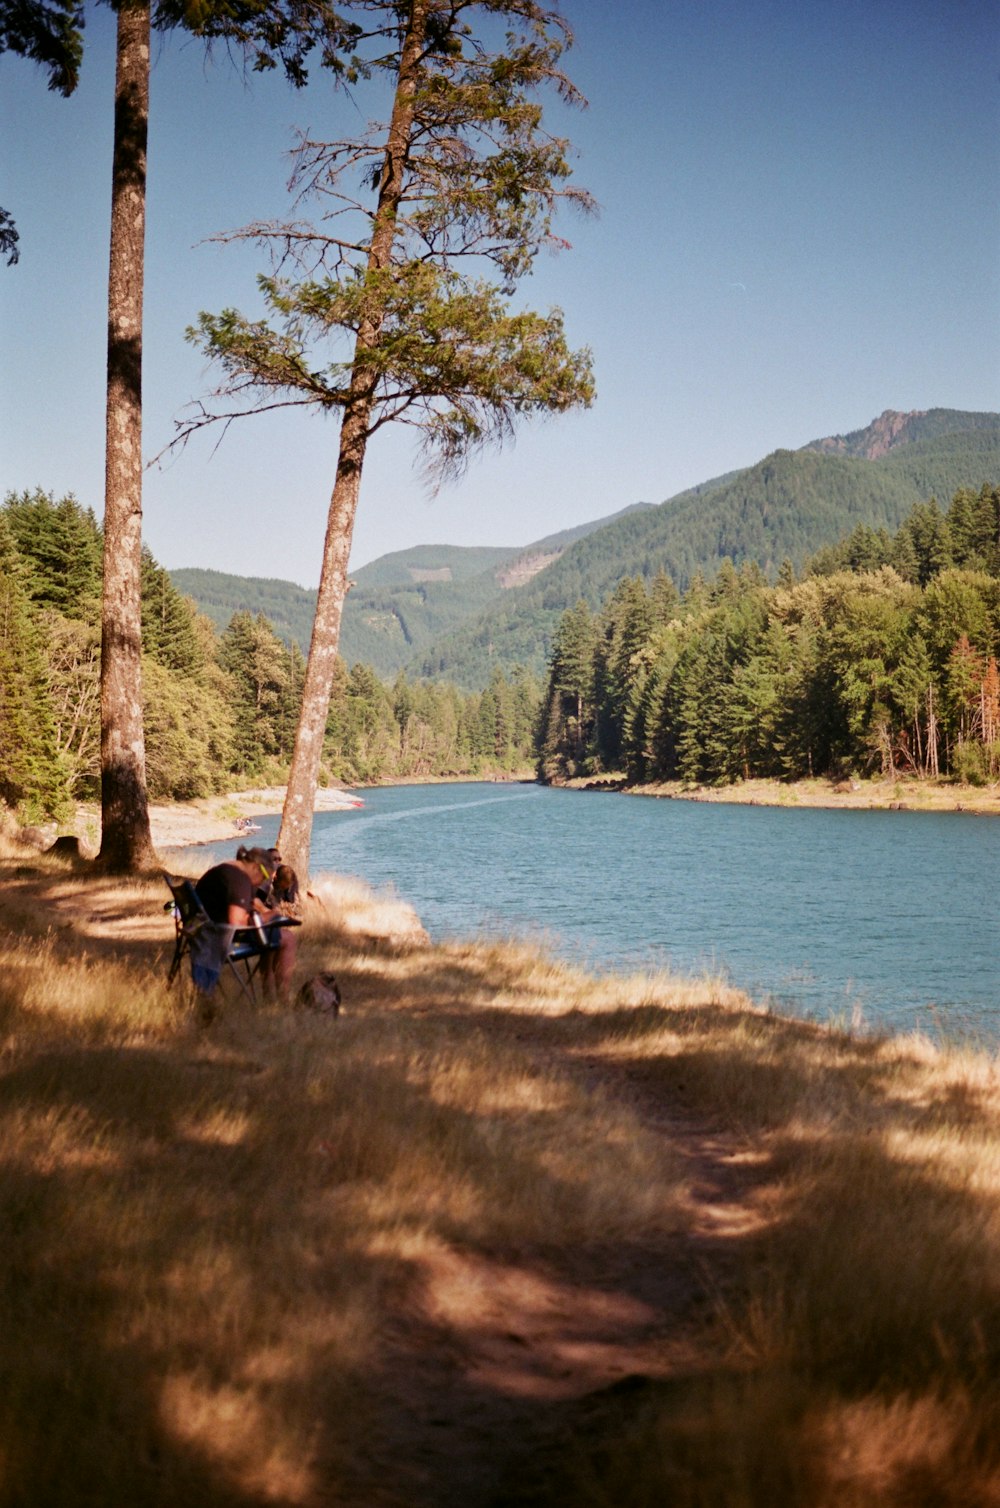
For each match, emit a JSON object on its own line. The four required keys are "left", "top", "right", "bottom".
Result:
{"left": 526, "top": 1008, "right": 1000, "bottom": 1507}
{"left": 0, "top": 877, "right": 690, "bottom": 1505}
{"left": 1, "top": 859, "right": 1000, "bottom": 1505}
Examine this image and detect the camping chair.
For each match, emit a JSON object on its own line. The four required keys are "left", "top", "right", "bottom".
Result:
{"left": 164, "top": 872, "right": 277, "bottom": 1005}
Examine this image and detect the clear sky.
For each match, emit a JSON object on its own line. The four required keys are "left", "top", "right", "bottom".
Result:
{"left": 2, "top": 0, "right": 997, "bottom": 586}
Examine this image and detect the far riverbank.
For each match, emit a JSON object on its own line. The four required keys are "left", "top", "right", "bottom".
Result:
{"left": 568, "top": 772, "right": 1000, "bottom": 817}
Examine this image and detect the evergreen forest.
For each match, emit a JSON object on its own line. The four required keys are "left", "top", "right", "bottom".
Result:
{"left": 537, "top": 484, "right": 1000, "bottom": 789}
{"left": 9, "top": 471, "right": 1000, "bottom": 824}
{"left": 0, "top": 490, "right": 540, "bottom": 822}
{"left": 419, "top": 416, "right": 1000, "bottom": 689}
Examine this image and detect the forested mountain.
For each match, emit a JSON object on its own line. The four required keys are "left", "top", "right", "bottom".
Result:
{"left": 169, "top": 410, "right": 998, "bottom": 691}
{"left": 537, "top": 481, "right": 1000, "bottom": 789}
{"left": 170, "top": 504, "right": 653, "bottom": 675}
{"left": 349, "top": 543, "right": 518, "bottom": 590}
{"left": 412, "top": 410, "right": 1000, "bottom": 688}
{"left": 9, "top": 454, "right": 1000, "bottom": 822}
{"left": 169, "top": 569, "right": 319, "bottom": 653}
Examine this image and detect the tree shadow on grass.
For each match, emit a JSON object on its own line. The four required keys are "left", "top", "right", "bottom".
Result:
{"left": 492, "top": 1014, "right": 1000, "bottom": 1505}
{"left": 0, "top": 1018, "right": 691, "bottom": 1506}
{"left": 4, "top": 868, "right": 1000, "bottom": 1505}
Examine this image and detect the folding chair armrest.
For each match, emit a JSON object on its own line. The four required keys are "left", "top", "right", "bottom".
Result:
{"left": 232, "top": 923, "right": 281, "bottom": 956}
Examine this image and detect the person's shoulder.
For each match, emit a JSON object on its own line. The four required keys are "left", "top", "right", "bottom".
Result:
{"left": 199, "top": 860, "right": 244, "bottom": 886}
{"left": 199, "top": 859, "right": 231, "bottom": 879}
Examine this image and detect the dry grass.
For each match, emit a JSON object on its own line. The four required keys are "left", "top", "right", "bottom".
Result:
{"left": 0, "top": 866, "right": 689, "bottom": 1505}
{"left": 536, "top": 1011, "right": 1000, "bottom": 1507}
{"left": 1, "top": 855, "right": 1000, "bottom": 1506}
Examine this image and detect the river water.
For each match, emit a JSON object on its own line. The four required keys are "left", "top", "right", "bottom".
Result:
{"left": 192, "top": 782, "right": 1000, "bottom": 1045}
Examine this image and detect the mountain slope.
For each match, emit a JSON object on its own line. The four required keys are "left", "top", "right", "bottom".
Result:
{"left": 803, "top": 407, "right": 999, "bottom": 460}
{"left": 339, "top": 503, "right": 655, "bottom": 674}
{"left": 170, "top": 504, "right": 653, "bottom": 671}
{"left": 169, "top": 568, "right": 319, "bottom": 650}
{"left": 350, "top": 544, "right": 519, "bottom": 590}
{"left": 410, "top": 410, "right": 1000, "bottom": 688}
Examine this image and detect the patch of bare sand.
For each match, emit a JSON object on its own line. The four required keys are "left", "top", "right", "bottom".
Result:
{"left": 149, "top": 785, "right": 366, "bottom": 851}
{"left": 44, "top": 786, "right": 366, "bottom": 855}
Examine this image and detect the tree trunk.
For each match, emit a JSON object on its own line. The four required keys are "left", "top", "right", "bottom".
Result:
{"left": 927, "top": 684, "right": 939, "bottom": 780}
{"left": 98, "top": 0, "right": 155, "bottom": 872}
{"left": 278, "top": 0, "right": 429, "bottom": 882}
{"left": 279, "top": 404, "right": 368, "bottom": 877}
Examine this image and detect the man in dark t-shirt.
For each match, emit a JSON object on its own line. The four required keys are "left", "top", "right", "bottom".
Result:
{"left": 188, "top": 854, "right": 264, "bottom": 998}
{"left": 194, "top": 848, "right": 297, "bottom": 1000}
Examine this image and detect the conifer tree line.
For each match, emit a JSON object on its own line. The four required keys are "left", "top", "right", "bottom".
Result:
{"left": 0, "top": 489, "right": 539, "bottom": 821}
{"left": 537, "top": 484, "right": 1000, "bottom": 788}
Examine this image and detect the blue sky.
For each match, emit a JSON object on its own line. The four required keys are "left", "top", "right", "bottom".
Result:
{"left": 2, "top": 0, "right": 997, "bottom": 585}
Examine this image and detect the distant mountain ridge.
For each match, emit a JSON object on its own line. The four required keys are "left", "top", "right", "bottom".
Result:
{"left": 346, "top": 543, "right": 516, "bottom": 590}
{"left": 803, "top": 407, "right": 999, "bottom": 461}
{"left": 344, "top": 503, "right": 654, "bottom": 591}
{"left": 171, "top": 408, "right": 999, "bottom": 690}
{"left": 169, "top": 568, "right": 320, "bottom": 654}
{"left": 340, "top": 503, "right": 658, "bottom": 672}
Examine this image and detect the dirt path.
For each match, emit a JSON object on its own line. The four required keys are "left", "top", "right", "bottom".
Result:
{"left": 342, "top": 1032, "right": 771, "bottom": 1508}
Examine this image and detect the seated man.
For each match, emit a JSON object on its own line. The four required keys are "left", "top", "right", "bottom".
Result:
{"left": 196, "top": 847, "right": 296, "bottom": 1000}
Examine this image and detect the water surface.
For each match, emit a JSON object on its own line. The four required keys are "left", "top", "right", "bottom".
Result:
{"left": 192, "top": 782, "right": 1000, "bottom": 1043}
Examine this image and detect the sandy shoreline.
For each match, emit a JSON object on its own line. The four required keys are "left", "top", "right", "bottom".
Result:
{"left": 59, "top": 775, "right": 531, "bottom": 854}
{"left": 52, "top": 786, "right": 367, "bottom": 854}
{"left": 145, "top": 786, "right": 367, "bottom": 851}
{"left": 572, "top": 773, "right": 1000, "bottom": 815}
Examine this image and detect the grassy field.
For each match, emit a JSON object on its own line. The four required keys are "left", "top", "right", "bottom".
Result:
{"left": 2, "top": 830, "right": 1000, "bottom": 1506}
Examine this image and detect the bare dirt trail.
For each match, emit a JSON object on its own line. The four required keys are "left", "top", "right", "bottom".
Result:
{"left": 342, "top": 1032, "right": 774, "bottom": 1508}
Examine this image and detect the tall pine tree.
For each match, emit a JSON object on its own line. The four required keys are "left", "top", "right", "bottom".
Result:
{"left": 175, "top": 0, "right": 594, "bottom": 879}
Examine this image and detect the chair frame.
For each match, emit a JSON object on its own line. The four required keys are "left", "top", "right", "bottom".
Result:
{"left": 164, "top": 872, "right": 277, "bottom": 1005}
